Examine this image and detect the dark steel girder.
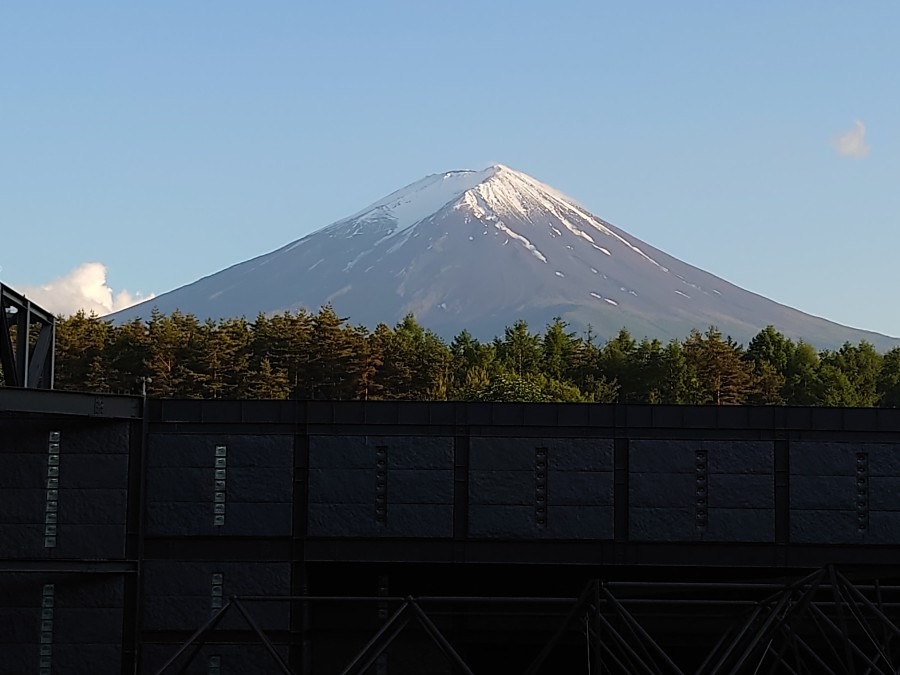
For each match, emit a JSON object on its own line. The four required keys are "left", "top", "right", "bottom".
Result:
{"left": 0, "top": 283, "right": 55, "bottom": 389}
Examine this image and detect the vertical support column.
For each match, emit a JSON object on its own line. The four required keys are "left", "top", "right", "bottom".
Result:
{"left": 535, "top": 447, "right": 549, "bottom": 528}
{"left": 856, "top": 451, "right": 869, "bottom": 533}
{"left": 290, "top": 421, "right": 311, "bottom": 674}
{"left": 452, "top": 433, "right": 470, "bottom": 561}
{"left": 210, "top": 572, "right": 224, "bottom": 614}
{"left": 123, "top": 416, "right": 146, "bottom": 675}
{"left": 376, "top": 575, "right": 389, "bottom": 675}
{"left": 44, "top": 432, "right": 60, "bottom": 548}
{"left": 214, "top": 445, "right": 227, "bottom": 527}
{"left": 613, "top": 437, "right": 629, "bottom": 562}
{"left": 15, "top": 300, "right": 29, "bottom": 386}
{"left": 452, "top": 430, "right": 471, "bottom": 667}
{"left": 375, "top": 446, "right": 388, "bottom": 527}
{"left": 38, "top": 583, "right": 55, "bottom": 675}
{"left": 774, "top": 437, "right": 790, "bottom": 564}
{"left": 695, "top": 448, "right": 708, "bottom": 532}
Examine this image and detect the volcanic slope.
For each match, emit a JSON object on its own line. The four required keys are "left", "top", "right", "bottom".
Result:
{"left": 113, "top": 165, "right": 898, "bottom": 349}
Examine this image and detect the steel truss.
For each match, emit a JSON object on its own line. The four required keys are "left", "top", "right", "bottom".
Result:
{"left": 153, "top": 567, "right": 900, "bottom": 674}
{"left": 0, "top": 283, "right": 55, "bottom": 388}
{"left": 698, "top": 566, "right": 900, "bottom": 674}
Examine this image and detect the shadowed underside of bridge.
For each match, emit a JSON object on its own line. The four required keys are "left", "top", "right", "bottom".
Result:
{"left": 3, "top": 391, "right": 900, "bottom": 673}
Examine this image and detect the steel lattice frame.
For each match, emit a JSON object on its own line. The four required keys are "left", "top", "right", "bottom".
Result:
{"left": 0, "top": 283, "right": 55, "bottom": 389}
{"left": 151, "top": 567, "right": 900, "bottom": 675}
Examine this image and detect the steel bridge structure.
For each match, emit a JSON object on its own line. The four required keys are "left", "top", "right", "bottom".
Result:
{"left": 2, "top": 392, "right": 900, "bottom": 673}
{"left": 0, "top": 284, "right": 54, "bottom": 389}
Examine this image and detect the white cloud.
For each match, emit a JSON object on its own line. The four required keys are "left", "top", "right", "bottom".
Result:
{"left": 832, "top": 119, "right": 871, "bottom": 158}
{"left": 15, "top": 263, "right": 154, "bottom": 317}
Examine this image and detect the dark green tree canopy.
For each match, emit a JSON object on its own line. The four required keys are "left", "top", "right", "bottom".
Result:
{"left": 49, "top": 309, "right": 900, "bottom": 407}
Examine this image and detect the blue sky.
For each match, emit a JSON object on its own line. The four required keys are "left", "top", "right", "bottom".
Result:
{"left": 2, "top": 2, "right": 899, "bottom": 339}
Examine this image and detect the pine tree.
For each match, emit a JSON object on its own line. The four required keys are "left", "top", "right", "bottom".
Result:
{"left": 877, "top": 348, "right": 900, "bottom": 407}
{"left": 145, "top": 310, "right": 208, "bottom": 398}
{"left": 541, "top": 318, "right": 577, "bottom": 381}
{"left": 783, "top": 341, "right": 821, "bottom": 405}
{"left": 494, "top": 320, "right": 541, "bottom": 377}
{"left": 307, "top": 305, "right": 358, "bottom": 399}
{"left": 682, "top": 328, "right": 752, "bottom": 405}
{"left": 247, "top": 357, "right": 291, "bottom": 399}
{"left": 597, "top": 328, "right": 638, "bottom": 402}
{"left": 54, "top": 311, "right": 113, "bottom": 392}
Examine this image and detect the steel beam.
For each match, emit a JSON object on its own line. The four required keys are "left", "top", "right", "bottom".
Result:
{"left": 0, "top": 283, "right": 55, "bottom": 389}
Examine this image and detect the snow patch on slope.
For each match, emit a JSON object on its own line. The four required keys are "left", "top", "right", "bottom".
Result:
{"left": 471, "top": 166, "right": 663, "bottom": 268}
{"left": 335, "top": 167, "right": 496, "bottom": 236}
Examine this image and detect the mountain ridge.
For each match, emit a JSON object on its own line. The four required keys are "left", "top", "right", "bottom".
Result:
{"left": 111, "top": 165, "right": 900, "bottom": 351}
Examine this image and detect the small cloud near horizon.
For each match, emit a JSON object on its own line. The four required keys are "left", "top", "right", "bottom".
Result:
{"left": 12, "top": 263, "right": 154, "bottom": 317}
{"left": 831, "top": 119, "right": 871, "bottom": 158}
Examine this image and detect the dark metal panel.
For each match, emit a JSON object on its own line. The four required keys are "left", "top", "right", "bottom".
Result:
{"left": 388, "top": 470, "right": 454, "bottom": 504}
{"left": 0, "top": 572, "right": 125, "bottom": 674}
{"left": 790, "top": 509, "right": 865, "bottom": 544}
{"left": 629, "top": 507, "right": 700, "bottom": 542}
{"left": 588, "top": 404, "right": 616, "bottom": 427}
{"left": 148, "top": 433, "right": 293, "bottom": 468}
{"left": 630, "top": 439, "right": 697, "bottom": 473}
{"left": 227, "top": 467, "right": 294, "bottom": 502}
{"left": 383, "top": 436, "right": 454, "bottom": 469}
{"left": 866, "top": 511, "right": 900, "bottom": 544}
{"left": 469, "top": 470, "right": 533, "bottom": 505}
{"left": 715, "top": 406, "right": 749, "bottom": 429}
{"left": 469, "top": 438, "right": 533, "bottom": 470}
{"left": 547, "top": 471, "right": 615, "bottom": 506}
{"left": 363, "top": 401, "right": 399, "bottom": 424}
{"left": 704, "top": 440, "right": 773, "bottom": 474}
{"left": 56, "top": 525, "right": 128, "bottom": 559}
{"left": 868, "top": 477, "right": 900, "bottom": 509}
{"left": 468, "top": 504, "right": 613, "bottom": 539}
{"left": 141, "top": 560, "right": 291, "bottom": 632}
{"left": 547, "top": 439, "right": 614, "bottom": 470}
{"left": 631, "top": 474, "right": 696, "bottom": 508}
{"left": 786, "top": 407, "right": 813, "bottom": 429}
{"left": 237, "top": 399, "right": 296, "bottom": 423}
{"left": 680, "top": 406, "right": 718, "bottom": 429}
{"left": 57, "top": 488, "right": 128, "bottom": 523}
{"left": 791, "top": 476, "right": 857, "bottom": 510}
{"left": 556, "top": 404, "right": 590, "bottom": 427}
{"left": 199, "top": 400, "right": 243, "bottom": 423}
{"left": 333, "top": 400, "right": 366, "bottom": 424}
{"left": 648, "top": 406, "right": 682, "bottom": 429}
{"left": 0, "top": 452, "right": 45, "bottom": 488}
{"left": 145, "top": 501, "right": 292, "bottom": 538}
{"left": 707, "top": 475, "right": 774, "bottom": 509}
{"left": 308, "top": 468, "right": 372, "bottom": 504}
{"left": 58, "top": 454, "right": 129, "bottom": 488}
{"left": 705, "top": 508, "right": 774, "bottom": 542}
{"left": 866, "top": 443, "right": 900, "bottom": 475}
{"left": 527, "top": 405, "right": 561, "bottom": 427}
{"left": 791, "top": 441, "right": 862, "bottom": 475}
{"left": 308, "top": 435, "right": 371, "bottom": 469}
{"left": 307, "top": 502, "right": 453, "bottom": 538}
{"left": 158, "top": 399, "right": 203, "bottom": 422}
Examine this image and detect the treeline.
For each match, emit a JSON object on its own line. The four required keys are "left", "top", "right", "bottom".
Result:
{"left": 47, "top": 307, "right": 900, "bottom": 406}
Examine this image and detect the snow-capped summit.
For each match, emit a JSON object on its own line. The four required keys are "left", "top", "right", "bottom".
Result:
{"left": 111, "top": 165, "right": 898, "bottom": 349}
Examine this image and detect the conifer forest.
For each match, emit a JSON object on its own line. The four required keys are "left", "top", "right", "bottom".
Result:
{"left": 17, "top": 307, "right": 900, "bottom": 406}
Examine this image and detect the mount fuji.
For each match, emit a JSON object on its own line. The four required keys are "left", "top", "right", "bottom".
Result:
{"left": 113, "top": 165, "right": 898, "bottom": 349}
